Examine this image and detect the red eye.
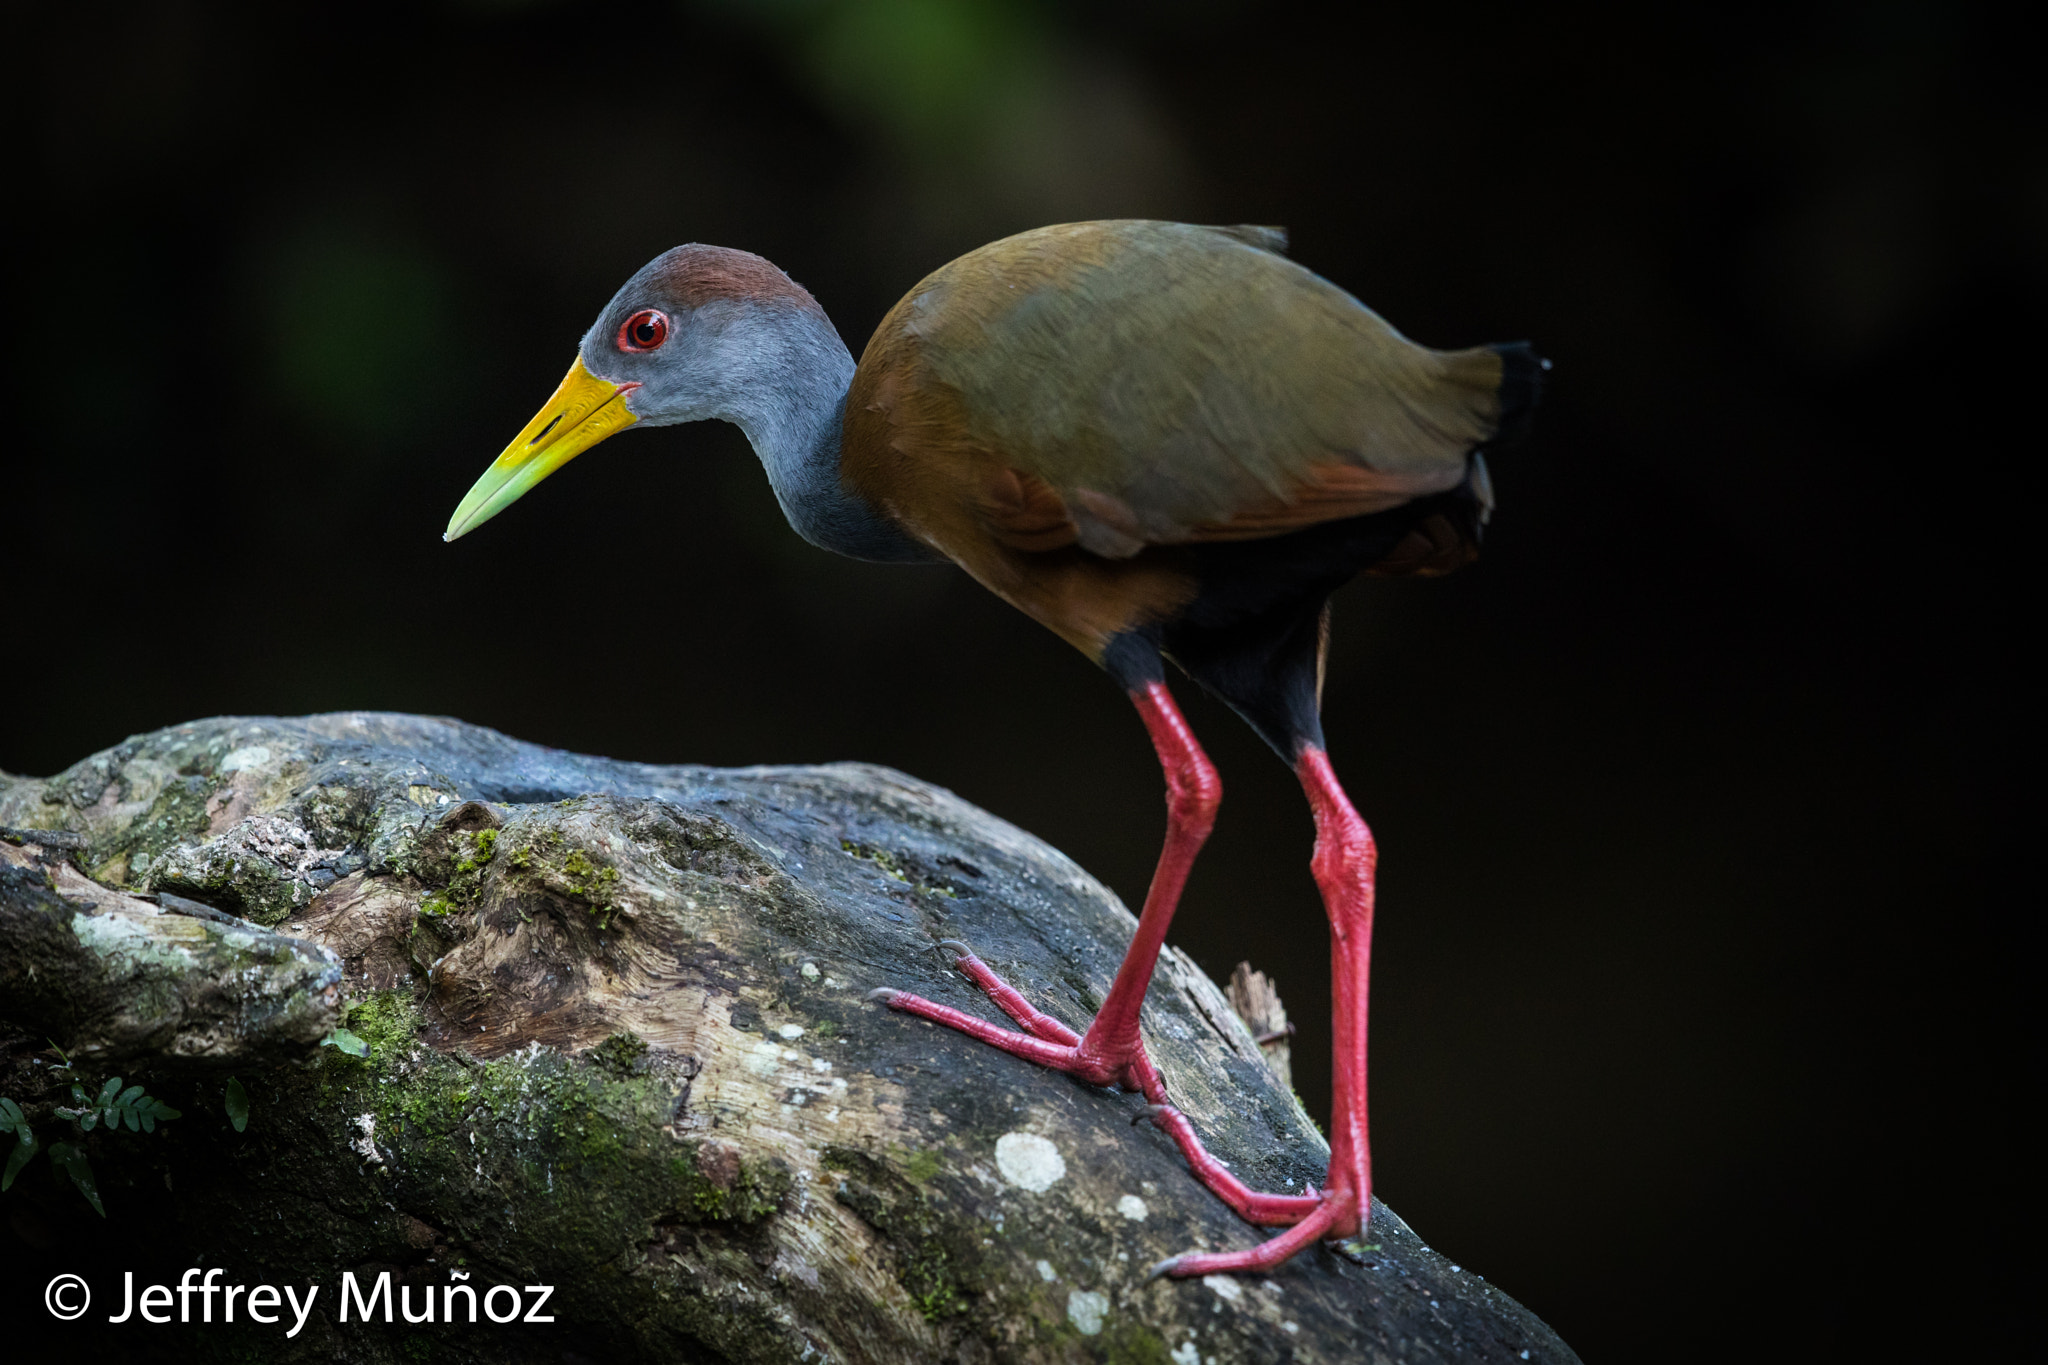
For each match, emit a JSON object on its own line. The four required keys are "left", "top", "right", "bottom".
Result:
{"left": 617, "top": 308, "right": 670, "bottom": 352}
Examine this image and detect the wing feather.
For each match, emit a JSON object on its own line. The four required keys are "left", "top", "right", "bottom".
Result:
{"left": 846, "top": 220, "right": 1511, "bottom": 562}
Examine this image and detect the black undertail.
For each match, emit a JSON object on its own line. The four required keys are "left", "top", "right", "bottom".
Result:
{"left": 1101, "top": 471, "right": 1498, "bottom": 760}
{"left": 1489, "top": 341, "right": 1549, "bottom": 451}
{"left": 1101, "top": 343, "right": 1547, "bottom": 759}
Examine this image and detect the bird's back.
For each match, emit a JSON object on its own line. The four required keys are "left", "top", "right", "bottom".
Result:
{"left": 842, "top": 220, "right": 1538, "bottom": 657}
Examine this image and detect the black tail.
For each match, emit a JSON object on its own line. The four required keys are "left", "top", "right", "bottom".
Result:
{"left": 1488, "top": 341, "right": 1550, "bottom": 450}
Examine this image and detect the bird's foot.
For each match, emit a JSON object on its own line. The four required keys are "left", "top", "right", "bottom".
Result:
{"left": 1139, "top": 1103, "right": 1327, "bottom": 1226}
{"left": 870, "top": 942, "right": 1332, "bottom": 1241}
{"left": 867, "top": 940, "right": 1125, "bottom": 1087}
{"left": 1144, "top": 1187, "right": 1356, "bottom": 1279}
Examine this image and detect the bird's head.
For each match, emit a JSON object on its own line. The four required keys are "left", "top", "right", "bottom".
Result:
{"left": 444, "top": 244, "right": 830, "bottom": 542}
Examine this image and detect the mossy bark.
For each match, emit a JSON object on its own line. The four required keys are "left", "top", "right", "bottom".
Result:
{"left": 0, "top": 714, "right": 1577, "bottom": 1364}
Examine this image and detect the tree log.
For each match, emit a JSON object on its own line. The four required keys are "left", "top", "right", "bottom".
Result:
{"left": 0, "top": 714, "right": 1577, "bottom": 1364}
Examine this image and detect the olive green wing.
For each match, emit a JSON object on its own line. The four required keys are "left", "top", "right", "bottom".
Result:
{"left": 904, "top": 220, "right": 1514, "bottom": 557}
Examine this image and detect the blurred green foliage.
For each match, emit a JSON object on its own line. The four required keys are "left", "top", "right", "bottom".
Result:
{"left": 745, "top": 0, "right": 1050, "bottom": 154}
{"left": 263, "top": 219, "right": 451, "bottom": 445}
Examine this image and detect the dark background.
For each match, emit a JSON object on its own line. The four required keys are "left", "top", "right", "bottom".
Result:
{"left": 5, "top": 1, "right": 2034, "bottom": 1358}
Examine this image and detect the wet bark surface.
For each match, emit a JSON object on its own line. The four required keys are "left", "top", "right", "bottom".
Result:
{"left": 0, "top": 714, "right": 1577, "bottom": 1364}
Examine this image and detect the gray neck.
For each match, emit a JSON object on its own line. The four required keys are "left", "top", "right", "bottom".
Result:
{"left": 716, "top": 307, "right": 936, "bottom": 564}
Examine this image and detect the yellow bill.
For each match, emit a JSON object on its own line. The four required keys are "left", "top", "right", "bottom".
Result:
{"left": 444, "top": 358, "right": 639, "bottom": 541}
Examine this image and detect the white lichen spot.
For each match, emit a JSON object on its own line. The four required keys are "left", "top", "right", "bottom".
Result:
{"left": 1170, "top": 1342, "right": 1202, "bottom": 1365}
{"left": 800, "top": 961, "right": 820, "bottom": 980}
{"left": 810, "top": 1057, "right": 832, "bottom": 1073}
{"left": 1203, "top": 1274, "right": 1244, "bottom": 1305}
{"left": 1065, "top": 1289, "right": 1108, "bottom": 1336}
{"left": 995, "top": 1132, "right": 1066, "bottom": 1192}
{"left": 777, "top": 1024, "right": 805, "bottom": 1040}
{"left": 823, "top": 977, "right": 841, "bottom": 989}
{"left": 1036, "top": 1259, "right": 1057, "bottom": 1282}
{"left": 773, "top": 1252, "right": 821, "bottom": 1289}
{"left": 744, "top": 1039, "right": 786, "bottom": 1076}
{"left": 352, "top": 1113, "right": 381, "bottom": 1163}
{"left": 1116, "top": 1194, "right": 1148, "bottom": 1221}
{"left": 219, "top": 746, "right": 271, "bottom": 774}
{"left": 1283, "top": 1321, "right": 1300, "bottom": 1334}
{"left": 781, "top": 1048, "right": 800, "bottom": 1062}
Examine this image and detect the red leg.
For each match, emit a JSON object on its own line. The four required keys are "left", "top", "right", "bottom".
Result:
{"left": 875, "top": 694, "right": 1380, "bottom": 1272}
{"left": 874, "top": 680, "right": 1219, "bottom": 1088}
{"left": 1140, "top": 743, "right": 1377, "bottom": 1275}
{"left": 1295, "top": 743, "right": 1375, "bottom": 1243}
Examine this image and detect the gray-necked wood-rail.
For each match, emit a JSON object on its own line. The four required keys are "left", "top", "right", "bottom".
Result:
{"left": 446, "top": 219, "right": 1544, "bottom": 1277}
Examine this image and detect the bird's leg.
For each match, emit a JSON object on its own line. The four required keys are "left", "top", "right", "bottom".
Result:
{"left": 1297, "top": 743, "right": 1373, "bottom": 1239}
{"left": 1148, "top": 742, "right": 1374, "bottom": 1276}
{"left": 1099, "top": 687, "right": 1325, "bottom": 1223}
{"left": 876, "top": 682, "right": 1328, "bottom": 1231}
{"left": 871, "top": 681, "right": 1218, "bottom": 1086}
{"left": 1061, "top": 680, "right": 1223, "bottom": 1077}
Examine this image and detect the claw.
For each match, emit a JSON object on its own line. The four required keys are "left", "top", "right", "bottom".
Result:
{"left": 1135, "top": 1102, "right": 1179, "bottom": 1128}
{"left": 1144, "top": 1254, "right": 1190, "bottom": 1282}
{"left": 865, "top": 987, "right": 900, "bottom": 1004}
{"left": 934, "top": 938, "right": 976, "bottom": 962}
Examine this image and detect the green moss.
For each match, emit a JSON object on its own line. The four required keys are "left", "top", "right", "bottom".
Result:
{"left": 346, "top": 990, "right": 422, "bottom": 1057}
{"left": 839, "top": 840, "right": 961, "bottom": 900}
{"left": 841, "top": 839, "right": 911, "bottom": 883}
{"left": 91, "top": 774, "right": 215, "bottom": 887}
{"left": 823, "top": 1146, "right": 976, "bottom": 1321}
{"left": 295, "top": 990, "right": 787, "bottom": 1276}
{"left": 675, "top": 1153, "right": 787, "bottom": 1223}
{"left": 590, "top": 1032, "right": 648, "bottom": 1078}
{"left": 497, "top": 827, "right": 629, "bottom": 930}
{"left": 561, "top": 849, "right": 619, "bottom": 897}
{"left": 1101, "top": 1323, "right": 1175, "bottom": 1365}
{"left": 453, "top": 826, "right": 497, "bottom": 874}
{"left": 418, "top": 827, "right": 500, "bottom": 920}
{"left": 558, "top": 848, "right": 622, "bottom": 927}
{"left": 902, "top": 1148, "right": 942, "bottom": 1183}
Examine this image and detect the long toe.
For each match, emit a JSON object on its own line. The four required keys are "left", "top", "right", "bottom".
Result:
{"left": 932, "top": 944, "right": 1084, "bottom": 1047}
{"left": 1151, "top": 1194, "right": 1349, "bottom": 1278}
{"left": 871, "top": 987, "right": 1104, "bottom": 1075}
{"left": 1139, "top": 1103, "right": 1327, "bottom": 1227}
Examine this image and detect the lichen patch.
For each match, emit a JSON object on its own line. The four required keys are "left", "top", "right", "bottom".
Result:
{"left": 1203, "top": 1273, "right": 1245, "bottom": 1304}
{"left": 994, "top": 1131, "right": 1066, "bottom": 1192}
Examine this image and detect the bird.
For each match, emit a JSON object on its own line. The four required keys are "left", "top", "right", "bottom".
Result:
{"left": 445, "top": 219, "right": 1544, "bottom": 1277}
